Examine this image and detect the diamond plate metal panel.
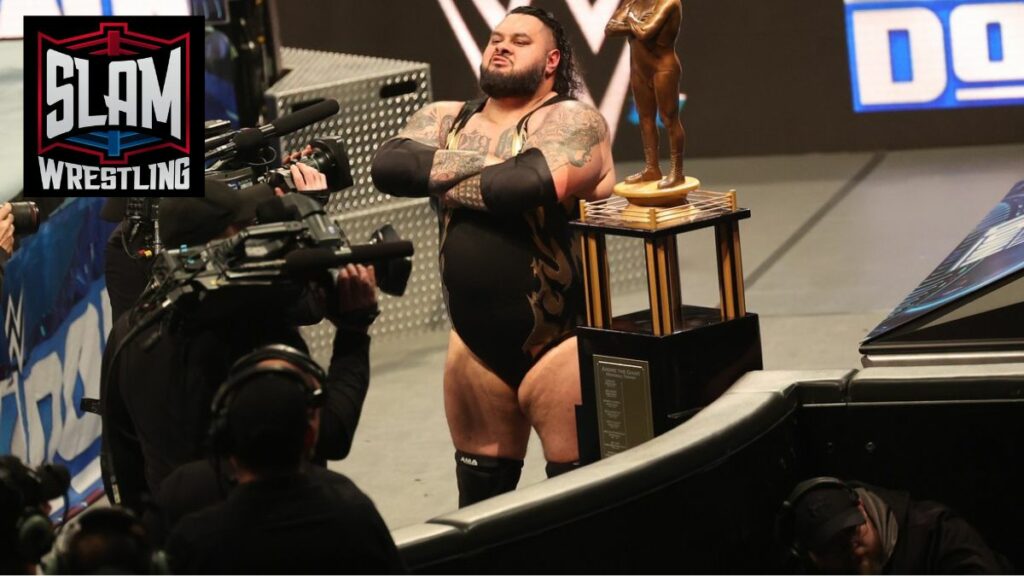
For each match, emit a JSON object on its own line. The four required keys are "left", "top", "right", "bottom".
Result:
{"left": 265, "top": 48, "right": 443, "bottom": 361}
{"left": 265, "top": 48, "right": 432, "bottom": 214}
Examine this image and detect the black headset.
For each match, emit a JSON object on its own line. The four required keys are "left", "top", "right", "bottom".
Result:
{"left": 0, "top": 468, "right": 55, "bottom": 564}
{"left": 775, "top": 476, "right": 861, "bottom": 563}
{"left": 42, "top": 505, "right": 169, "bottom": 575}
{"left": 0, "top": 459, "right": 70, "bottom": 565}
{"left": 207, "top": 344, "right": 327, "bottom": 455}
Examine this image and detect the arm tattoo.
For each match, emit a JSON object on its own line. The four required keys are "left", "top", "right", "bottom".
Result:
{"left": 439, "top": 114, "right": 455, "bottom": 144}
{"left": 443, "top": 175, "right": 487, "bottom": 210}
{"left": 526, "top": 104, "right": 608, "bottom": 172}
{"left": 428, "top": 150, "right": 485, "bottom": 193}
{"left": 398, "top": 105, "right": 443, "bottom": 146}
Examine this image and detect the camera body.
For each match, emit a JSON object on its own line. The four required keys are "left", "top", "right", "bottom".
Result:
{"left": 139, "top": 191, "right": 413, "bottom": 324}
{"left": 204, "top": 115, "right": 353, "bottom": 199}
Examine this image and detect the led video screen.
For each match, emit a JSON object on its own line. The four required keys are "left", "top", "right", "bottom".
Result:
{"left": 845, "top": 0, "right": 1024, "bottom": 112}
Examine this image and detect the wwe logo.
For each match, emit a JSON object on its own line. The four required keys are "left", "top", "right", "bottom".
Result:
{"left": 4, "top": 289, "right": 25, "bottom": 374}
{"left": 436, "top": 0, "right": 632, "bottom": 141}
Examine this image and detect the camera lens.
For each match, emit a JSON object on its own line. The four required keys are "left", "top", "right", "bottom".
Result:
{"left": 283, "top": 137, "right": 354, "bottom": 193}
{"left": 10, "top": 201, "right": 40, "bottom": 236}
{"left": 367, "top": 224, "right": 412, "bottom": 297}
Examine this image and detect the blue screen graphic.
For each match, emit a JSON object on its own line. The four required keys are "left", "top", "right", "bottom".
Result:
{"left": 845, "top": 0, "right": 1024, "bottom": 112}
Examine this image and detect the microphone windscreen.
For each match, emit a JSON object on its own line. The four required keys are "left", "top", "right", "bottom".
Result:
{"left": 281, "top": 242, "right": 414, "bottom": 274}
{"left": 282, "top": 248, "right": 338, "bottom": 274}
{"left": 271, "top": 100, "right": 340, "bottom": 135}
{"left": 232, "top": 127, "right": 265, "bottom": 151}
{"left": 346, "top": 241, "right": 415, "bottom": 262}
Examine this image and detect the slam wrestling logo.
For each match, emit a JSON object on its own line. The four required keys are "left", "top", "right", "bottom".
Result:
{"left": 23, "top": 17, "right": 204, "bottom": 197}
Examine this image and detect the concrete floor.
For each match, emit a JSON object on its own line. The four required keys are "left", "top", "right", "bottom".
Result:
{"left": 331, "top": 143, "right": 1024, "bottom": 530}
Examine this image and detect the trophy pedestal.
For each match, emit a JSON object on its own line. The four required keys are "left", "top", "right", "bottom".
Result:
{"left": 570, "top": 191, "right": 763, "bottom": 462}
{"left": 614, "top": 175, "right": 701, "bottom": 207}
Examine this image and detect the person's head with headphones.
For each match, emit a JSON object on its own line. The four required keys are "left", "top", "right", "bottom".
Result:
{"left": 44, "top": 506, "right": 168, "bottom": 575}
{"left": 208, "top": 344, "right": 328, "bottom": 482}
{"left": 779, "top": 477, "right": 884, "bottom": 574}
{"left": 0, "top": 456, "right": 70, "bottom": 574}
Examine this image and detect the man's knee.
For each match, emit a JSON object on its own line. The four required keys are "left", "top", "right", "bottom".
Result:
{"left": 454, "top": 450, "right": 523, "bottom": 508}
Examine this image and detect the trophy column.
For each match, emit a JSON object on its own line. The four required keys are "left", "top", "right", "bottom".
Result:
{"left": 572, "top": 191, "right": 763, "bottom": 463}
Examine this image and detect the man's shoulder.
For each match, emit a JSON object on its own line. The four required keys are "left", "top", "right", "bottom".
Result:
{"left": 167, "top": 497, "right": 231, "bottom": 546}
{"left": 310, "top": 467, "right": 372, "bottom": 500}
{"left": 539, "top": 99, "right": 605, "bottom": 126}
{"left": 421, "top": 100, "right": 466, "bottom": 118}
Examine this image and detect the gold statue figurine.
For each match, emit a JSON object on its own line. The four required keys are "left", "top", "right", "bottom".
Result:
{"left": 606, "top": 0, "right": 699, "bottom": 206}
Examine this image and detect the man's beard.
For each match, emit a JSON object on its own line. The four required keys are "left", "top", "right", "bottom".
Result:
{"left": 479, "top": 59, "right": 546, "bottom": 98}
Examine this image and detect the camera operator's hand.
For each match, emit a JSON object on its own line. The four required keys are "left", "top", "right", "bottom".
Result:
{"left": 0, "top": 203, "right": 14, "bottom": 257}
{"left": 274, "top": 146, "right": 327, "bottom": 196}
{"left": 328, "top": 264, "right": 379, "bottom": 332}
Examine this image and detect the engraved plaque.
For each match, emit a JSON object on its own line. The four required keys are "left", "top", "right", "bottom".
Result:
{"left": 593, "top": 354, "right": 653, "bottom": 458}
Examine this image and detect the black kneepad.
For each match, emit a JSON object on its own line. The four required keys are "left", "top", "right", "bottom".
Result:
{"left": 454, "top": 451, "right": 524, "bottom": 508}
{"left": 370, "top": 138, "right": 437, "bottom": 198}
{"left": 480, "top": 148, "right": 557, "bottom": 214}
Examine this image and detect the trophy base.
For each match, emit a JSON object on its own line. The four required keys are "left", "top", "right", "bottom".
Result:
{"left": 613, "top": 176, "right": 701, "bottom": 207}
{"left": 580, "top": 188, "right": 739, "bottom": 231}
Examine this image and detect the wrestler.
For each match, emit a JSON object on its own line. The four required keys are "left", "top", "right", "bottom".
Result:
{"left": 371, "top": 6, "right": 615, "bottom": 506}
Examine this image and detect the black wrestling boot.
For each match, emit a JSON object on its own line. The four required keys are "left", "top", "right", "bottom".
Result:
{"left": 455, "top": 451, "right": 523, "bottom": 507}
{"left": 545, "top": 460, "right": 581, "bottom": 478}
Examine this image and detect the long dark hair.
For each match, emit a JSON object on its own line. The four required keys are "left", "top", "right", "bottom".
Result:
{"left": 508, "top": 6, "right": 583, "bottom": 98}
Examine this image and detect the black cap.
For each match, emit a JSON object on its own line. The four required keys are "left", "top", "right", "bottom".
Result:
{"left": 227, "top": 374, "right": 310, "bottom": 471}
{"left": 159, "top": 179, "right": 273, "bottom": 248}
{"left": 793, "top": 486, "right": 866, "bottom": 550}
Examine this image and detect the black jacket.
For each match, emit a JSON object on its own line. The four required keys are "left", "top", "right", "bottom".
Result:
{"left": 100, "top": 301, "right": 372, "bottom": 513}
{"left": 165, "top": 467, "right": 405, "bottom": 574}
{"left": 861, "top": 484, "right": 1010, "bottom": 574}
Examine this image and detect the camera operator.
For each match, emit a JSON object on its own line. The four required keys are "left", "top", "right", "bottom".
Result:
{"left": 163, "top": 346, "right": 404, "bottom": 573}
{"left": 0, "top": 456, "right": 71, "bottom": 574}
{"left": 100, "top": 162, "right": 382, "bottom": 514}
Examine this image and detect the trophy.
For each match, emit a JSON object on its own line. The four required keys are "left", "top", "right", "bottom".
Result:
{"left": 606, "top": 0, "right": 699, "bottom": 207}
{"left": 570, "top": 0, "right": 762, "bottom": 463}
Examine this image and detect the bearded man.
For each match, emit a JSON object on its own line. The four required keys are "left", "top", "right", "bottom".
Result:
{"left": 371, "top": 6, "right": 615, "bottom": 506}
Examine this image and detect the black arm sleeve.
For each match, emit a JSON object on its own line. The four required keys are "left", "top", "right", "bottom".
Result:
{"left": 0, "top": 237, "right": 8, "bottom": 291}
{"left": 480, "top": 148, "right": 558, "bottom": 214}
{"left": 99, "top": 318, "right": 150, "bottom": 514}
{"left": 370, "top": 138, "right": 438, "bottom": 198}
{"left": 313, "top": 329, "right": 371, "bottom": 461}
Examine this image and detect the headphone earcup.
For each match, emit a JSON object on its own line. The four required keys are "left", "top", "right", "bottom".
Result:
{"left": 18, "top": 511, "right": 55, "bottom": 563}
{"left": 774, "top": 500, "right": 802, "bottom": 564}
